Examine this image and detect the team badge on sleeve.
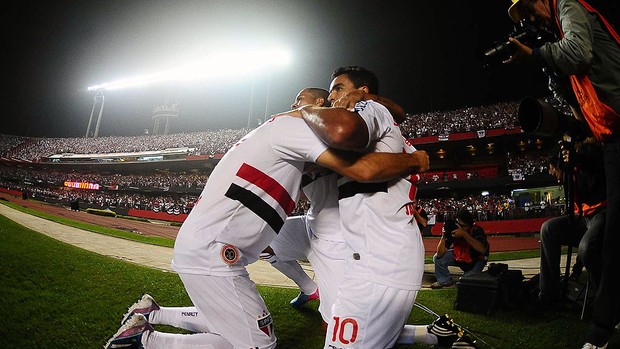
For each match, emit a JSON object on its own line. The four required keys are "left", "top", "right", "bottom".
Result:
{"left": 354, "top": 100, "right": 368, "bottom": 112}
{"left": 257, "top": 310, "right": 274, "bottom": 337}
{"left": 220, "top": 244, "right": 239, "bottom": 265}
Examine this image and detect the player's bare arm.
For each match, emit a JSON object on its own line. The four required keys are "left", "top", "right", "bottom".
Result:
{"left": 333, "top": 90, "right": 406, "bottom": 124}
{"left": 412, "top": 207, "right": 428, "bottom": 227}
{"left": 298, "top": 105, "right": 369, "bottom": 151}
{"left": 268, "top": 108, "right": 368, "bottom": 150}
{"left": 298, "top": 90, "right": 406, "bottom": 150}
{"left": 315, "top": 148, "right": 429, "bottom": 183}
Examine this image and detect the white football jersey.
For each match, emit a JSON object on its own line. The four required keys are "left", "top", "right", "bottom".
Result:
{"left": 338, "top": 100, "right": 425, "bottom": 290}
{"left": 172, "top": 116, "right": 328, "bottom": 275}
{"left": 302, "top": 172, "right": 344, "bottom": 242}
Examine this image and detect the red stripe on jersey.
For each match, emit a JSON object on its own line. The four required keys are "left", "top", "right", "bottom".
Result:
{"left": 408, "top": 174, "right": 420, "bottom": 200}
{"left": 236, "top": 163, "right": 296, "bottom": 215}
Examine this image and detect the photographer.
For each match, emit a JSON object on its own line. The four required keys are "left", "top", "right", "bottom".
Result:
{"left": 505, "top": 0, "right": 619, "bottom": 347}
{"left": 412, "top": 198, "right": 429, "bottom": 236}
{"left": 538, "top": 142, "right": 606, "bottom": 311}
{"left": 430, "top": 208, "right": 489, "bottom": 289}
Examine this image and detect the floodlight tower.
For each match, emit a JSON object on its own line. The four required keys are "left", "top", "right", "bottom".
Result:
{"left": 152, "top": 86, "right": 179, "bottom": 135}
{"left": 85, "top": 90, "right": 105, "bottom": 138}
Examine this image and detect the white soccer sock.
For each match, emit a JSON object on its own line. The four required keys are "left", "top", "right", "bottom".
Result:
{"left": 271, "top": 259, "right": 317, "bottom": 294}
{"left": 143, "top": 330, "right": 234, "bottom": 349}
{"left": 396, "top": 324, "right": 438, "bottom": 345}
{"left": 149, "top": 306, "right": 210, "bottom": 333}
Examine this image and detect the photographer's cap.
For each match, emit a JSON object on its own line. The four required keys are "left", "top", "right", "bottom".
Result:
{"left": 508, "top": 0, "right": 524, "bottom": 23}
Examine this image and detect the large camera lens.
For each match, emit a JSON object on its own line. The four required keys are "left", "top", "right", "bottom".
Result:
{"left": 518, "top": 97, "right": 561, "bottom": 137}
{"left": 483, "top": 30, "right": 531, "bottom": 66}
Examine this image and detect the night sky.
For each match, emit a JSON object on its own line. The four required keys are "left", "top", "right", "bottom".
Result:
{"left": 2, "top": 0, "right": 549, "bottom": 138}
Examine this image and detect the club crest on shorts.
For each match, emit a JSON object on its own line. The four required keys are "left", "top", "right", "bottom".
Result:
{"left": 257, "top": 310, "right": 274, "bottom": 337}
{"left": 220, "top": 244, "right": 239, "bottom": 265}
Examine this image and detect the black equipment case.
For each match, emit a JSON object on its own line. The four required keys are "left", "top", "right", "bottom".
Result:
{"left": 454, "top": 271, "right": 501, "bottom": 315}
{"left": 454, "top": 266, "right": 523, "bottom": 315}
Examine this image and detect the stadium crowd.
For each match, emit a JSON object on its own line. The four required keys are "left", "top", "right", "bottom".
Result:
{"left": 0, "top": 100, "right": 534, "bottom": 162}
{"left": 2, "top": 129, "right": 250, "bottom": 162}
{"left": 1, "top": 167, "right": 559, "bottom": 222}
{"left": 0, "top": 99, "right": 560, "bottom": 221}
{"left": 1, "top": 178, "right": 312, "bottom": 216}
{"left": 418, "top": 193, "right": 563, "bottom": 222}
{"left": 507, "top": 151, "right": 550, "bottom": 177}
{"left": 399, "top": 101, "right": 519, "bottom": 138}
{"left": 0, "top": 165, "right": 210, "bottom": 190}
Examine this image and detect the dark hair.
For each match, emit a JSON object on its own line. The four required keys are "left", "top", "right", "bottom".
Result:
{"left": 331, "top": 66, "right": 379, "bottom": 94}
{"left": 456, "top": 208, "right": 474, "bottom": 227}
{"left": 305, "top": 88, "right": 330, "bottom": 107}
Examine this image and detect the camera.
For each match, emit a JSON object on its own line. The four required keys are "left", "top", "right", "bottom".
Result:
{"left": 517, "top": 96, "right": 590, "bottom": 141}
{"left": 443, "top": 219, "right": 458, "bottom": 239}
{"left": 483, "top": 19, "right": 556, "bottom": 67}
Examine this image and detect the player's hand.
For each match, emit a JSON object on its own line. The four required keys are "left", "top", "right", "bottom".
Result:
{"left": 333, "top": 90, "right": 366, "bottom": 111}
{"left": 411, "top": 150, "right": 430, "bottom": 173}
{"left": 503, "top": 37, "right": 533, "bottom": 64}
{"left": 272, "top": 109, "right": 302, "bottom": 119}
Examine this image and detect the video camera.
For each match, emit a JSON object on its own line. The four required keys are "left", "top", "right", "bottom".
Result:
{"left": 483, "top": 19, "right": 556, "bottom": 67}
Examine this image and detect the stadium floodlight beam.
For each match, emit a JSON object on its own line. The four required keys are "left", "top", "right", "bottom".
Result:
{"left": 87, "top": 47, "right": 292, "bottom": 91}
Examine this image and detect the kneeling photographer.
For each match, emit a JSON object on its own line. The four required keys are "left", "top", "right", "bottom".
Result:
{"left": 431, "top": 208, "right": 489, "bottom": 289}
{"left": 501, "top": 0, "right": 620, "bottom": 346}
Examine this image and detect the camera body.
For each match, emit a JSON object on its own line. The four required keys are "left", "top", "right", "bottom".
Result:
{"left": 483, "top": 19, "right": 556, "bottom": 67}
{"left": 443, "top": 219, "right": 458, "bottom": 239}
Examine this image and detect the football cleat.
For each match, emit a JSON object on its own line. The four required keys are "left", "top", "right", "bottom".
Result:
{"left": 290, "top": 288, "right": 320, "bottom": 309}
{"left": 121, "top": 294, "right": 160, "bottom": 325}
{"left": 451, "top": 334, "right": 478, "bottom": 349}
{"left": 104, "top": 313, "right": 153, "bottom": 349}
{"left": 427, "top": 314, "right": 464, "bottom": 347}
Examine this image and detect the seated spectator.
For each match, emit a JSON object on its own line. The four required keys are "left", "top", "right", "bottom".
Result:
{"left": 431, "top": 208, "right": 489, "bottom": 289}
{"left": 537, "top": 142, "right": 606, "bottom": 310}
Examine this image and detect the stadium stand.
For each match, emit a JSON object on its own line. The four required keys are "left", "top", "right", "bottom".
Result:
{"left": 0, "top": 99, "right": 564, "bottom": 229}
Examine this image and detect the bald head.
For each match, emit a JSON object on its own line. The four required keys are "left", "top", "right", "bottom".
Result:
{"left": 291, "top": 88, "right": 330, "bottom": 109}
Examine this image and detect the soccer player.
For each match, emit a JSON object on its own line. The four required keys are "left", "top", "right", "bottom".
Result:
{"left": 299, "top": 66, "right": 476, "bottom": 348}
{"left": 258, "top": 87, "right": 344, "bottom": 323}
{"left": 103, "top": 96, "right": 429, "bottom": 348}
{"left": 263, "top": 86, "right": 412, "bottom": 323}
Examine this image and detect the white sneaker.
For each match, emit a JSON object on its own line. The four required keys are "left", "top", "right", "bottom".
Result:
{"left": 582, "top": 342, "right": 608, "bottom": 349}
{"left": 104, "top": 313, "right": 153, "bottom": 349}
{"left": 121, "top": 294, "right": 160, "bottom": 325}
